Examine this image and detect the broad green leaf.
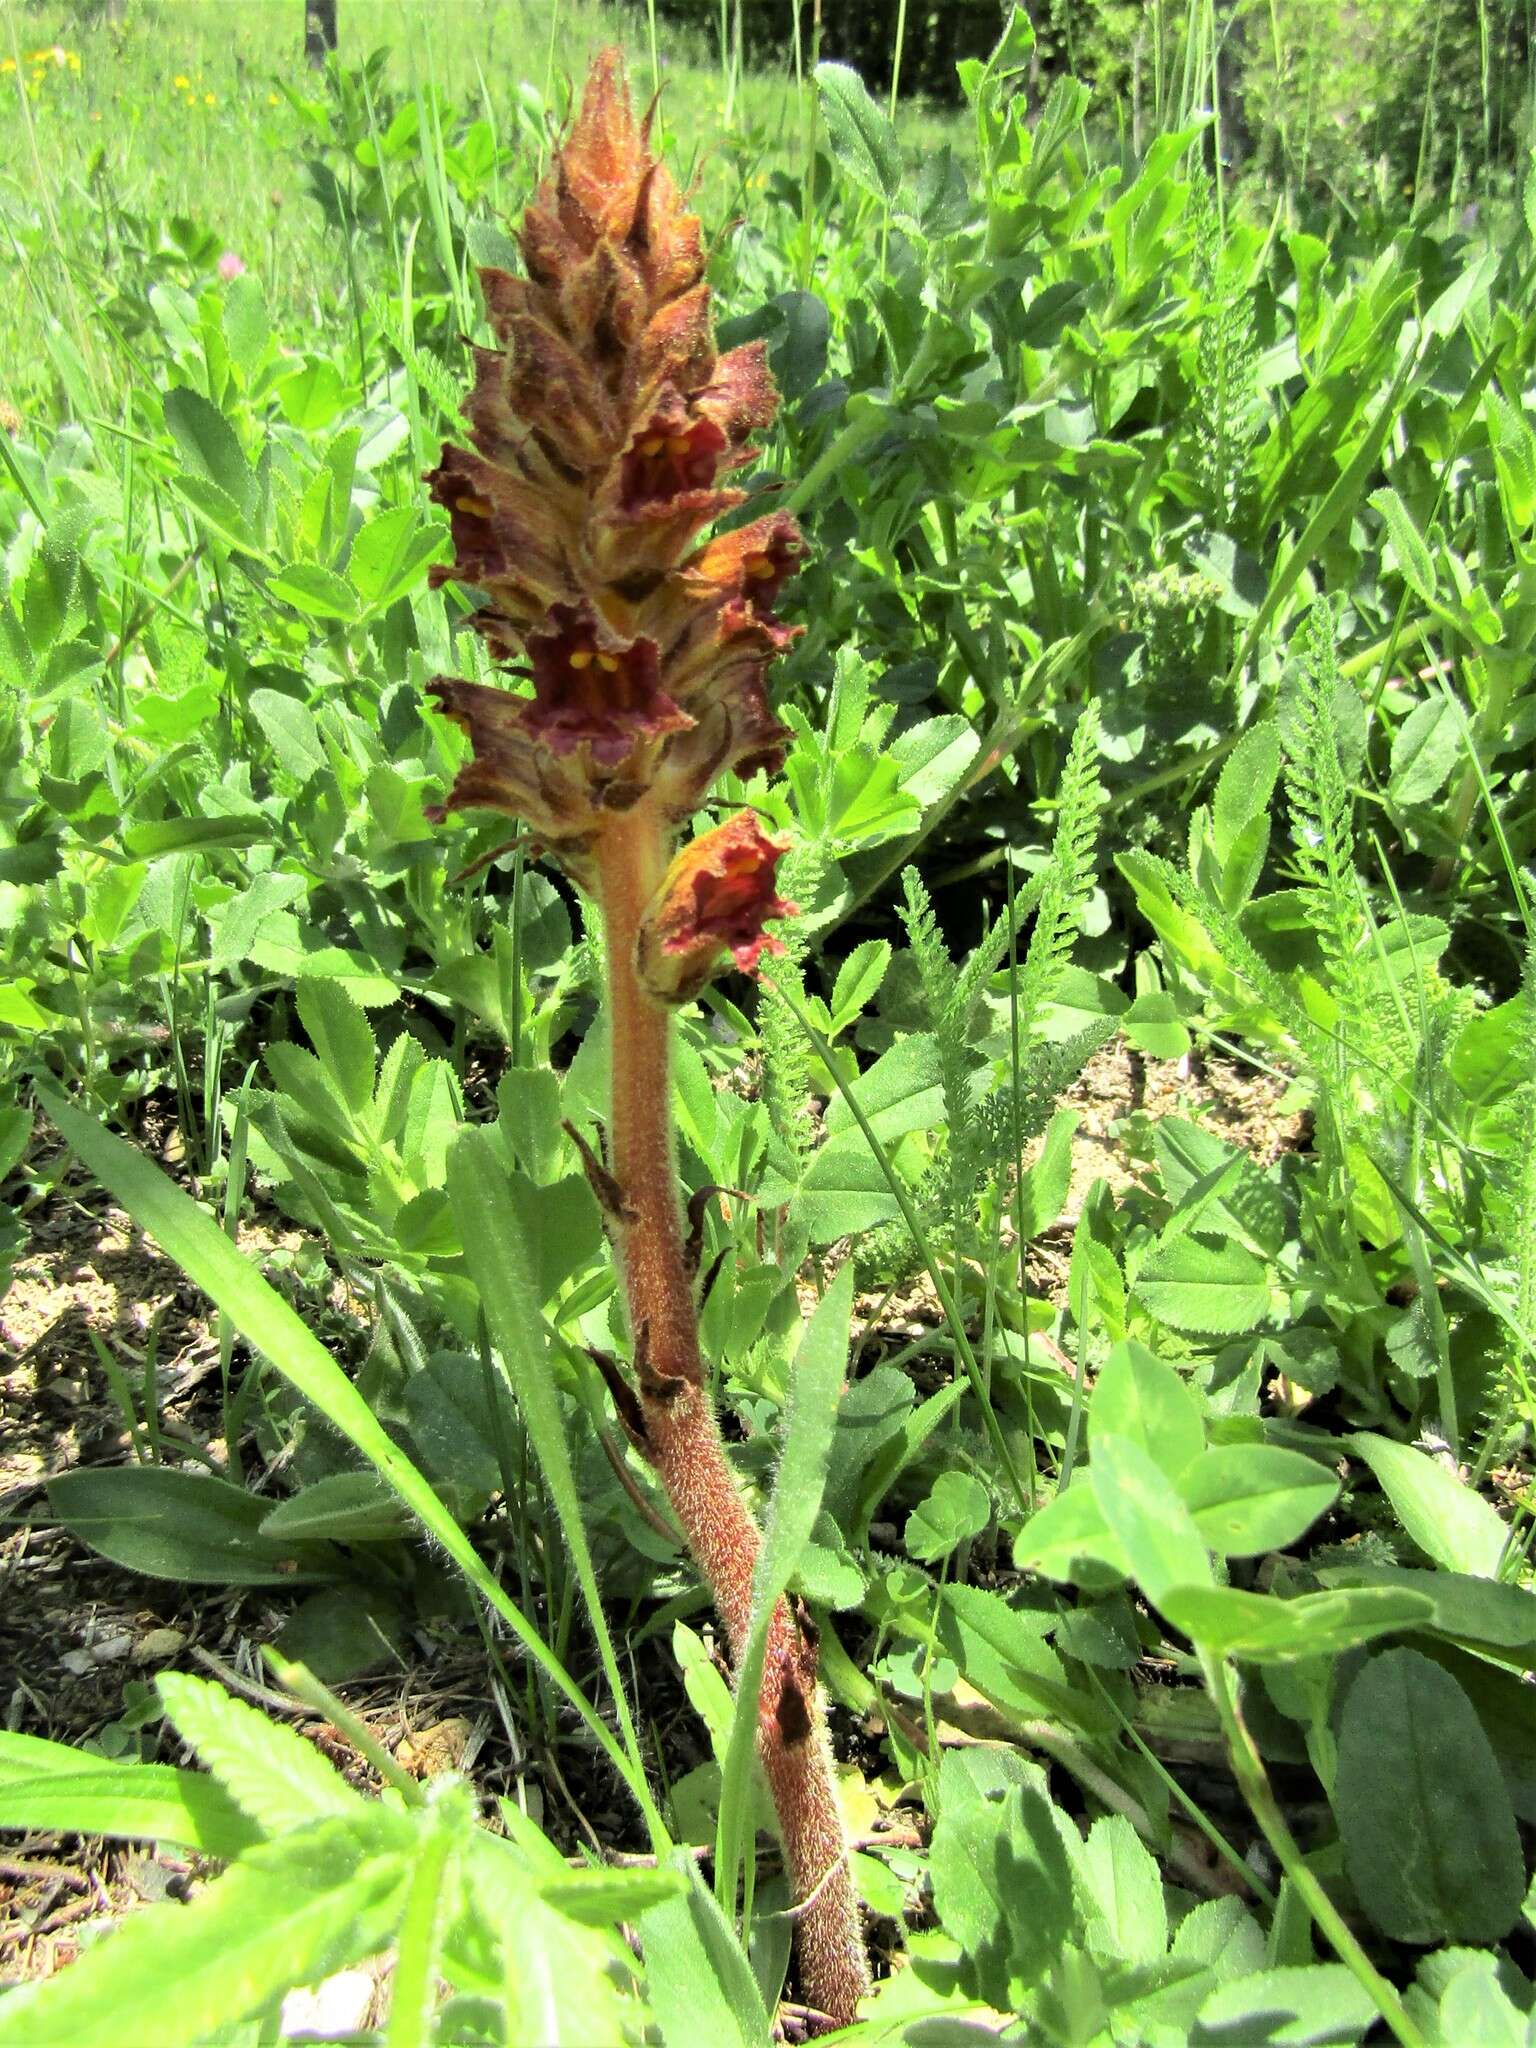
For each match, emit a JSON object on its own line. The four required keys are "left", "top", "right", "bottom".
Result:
{"left": 929, "top": 1780, "right": 1074, "bottom": 2007}
{"left": 122, "top": 815, "right": 267, "bottom": 858}
{"left": 1159, "top": 1583, "right": 1434, "bottom": 1662}
{"left": 937, "top": 1584, "right": 1108, "bottom": 1733}
{"left": 1178, "top": 1445, "right": 1338, "bottom": 1556}
{"left": 297, "top": 975, "right": 376, "bottom": 1119}
{"left": 1075, "top": 1813, "right": 1166, "bottom": 1967}
{"left": 223, "top": 271, "right": 269, "bottom": 377}
{"left": 641, "top": 1858, "right": 771, "bottom": 2048}
{"left": 1089, "top": 1339, "right": 1204, "bottom": 1479}
{"left": 1348, "top": 1432, "right": 1510, "bottom": 1577}
{"left": 829, "top": 939, "right": 890, "bottom": 1033}
{"left": 1195, "top": 1964, "right": 1378, "bottom": 2046}
{"left": 1212, "top": 722, "right": 1282, "bottom": 856}
{"left": 1315, "top": 1564, "right": 1536, "bottom": 1652}
{"left": 47, "top": 1465, "right": 335, "bottom": 1586}
{"left": 0, "top": 1764, "right": 260, "bottom": 1859}
{"left": 270, "top": 561, "right": 358, "bottom": 621}
{"left": 822, "top": 1031, "right": 943, "bottom": 1144}
{"left": 1090, "top": 1435, "right": 1214, "bottom": 1606}
{"left": 1369, "top": 485, "right": 1436, "bottom": 603}
{"left": 348, "top": 504, "right": 445, "bottom": 612}
{"left": 249, "top": 687, "right": 327, "bottom": 782}
{"left": 1336, "top": 1648, "right": 1524, "bottom": 1944}
{"left": 1389, "top": 697, "right": 1461, "bottom": 806}
{"left": 905, "top": 1471, "right": 990, "bottom": 1563}
{"left": 1016, "top": 1108, "right": 1077, "bottom": 1239}
{"left": 1135, "top": 1232, "right": 1276, "bottom": 1335}
{"left": 259, "top": 1470, "right": 410, "bottom": 1542}
{"left": 1012, "top": 1480, "right": 1132, "bottom": 1585}
{"left": 815, "top": 62, "right": 902, "bottom": 203}
{"left": 156, "top": 1673, "right": 359, "bottom": 1830}
{"left": 163, "top": 386, "right": 251, "bottom": 512}
{"left": 0, "top": 1816, "right": 411, "bottom": 2048}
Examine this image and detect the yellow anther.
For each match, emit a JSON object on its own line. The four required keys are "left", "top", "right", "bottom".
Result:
{"left": 454, "top": 493, "right": 493, "bottom": 519}
{"left": 596, "top": 652, "right": 621, "bottom": 673}
{"left": 568, "top": 650, "right": 594, "bottom": 670}
{"left": 639, "top": 435, "right": 666, "bottom": 457}
{"left": 666, "top": 435, "right": 692, "bottom": 456}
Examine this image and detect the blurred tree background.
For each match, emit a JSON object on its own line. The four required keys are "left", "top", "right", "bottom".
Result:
{"left": 642, "top": 0, "right": 1533, "bottom": 201}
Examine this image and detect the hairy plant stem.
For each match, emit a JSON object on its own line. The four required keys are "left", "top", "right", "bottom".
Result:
{"left": 594, "top": 806, "right": 870, "bottom": 2030}
{"left": 1198, "top": 1651, "right": 1429, "bottom": 2048}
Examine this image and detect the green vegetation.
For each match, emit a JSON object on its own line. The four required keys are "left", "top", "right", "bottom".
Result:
{"left": 2, "top": 3, "right": 1535, "bottom": 2044}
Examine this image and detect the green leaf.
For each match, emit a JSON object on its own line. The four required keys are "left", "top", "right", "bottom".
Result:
{"left": 822, "top": 1031, "right": 943, "bottom": 1145}
{"left": 937, "top": 1584, "right": 1106, "bottom": 1732}
{"left": 1335, "top": 1647, "right": 1524, "bottom": 1944}
{"left": 1089, "top": 1339, "right": 1204, "bottom": 1479}
{"left": 1090, "top": 1435, "right": 1214, "bottom": 1605}
{"left": 1388, "top": 697, "right": 1461, "bottom": 806}
{"left": 223, "top": 272, "right": 269, "bottom": 377}
{"left": 1348, "top": 1432, "right": 1510, "bottom": 1577}
{"left": 905, "top": 1471, "right": 990, "bottom": 1562}
{"left": 1134, "top": 1233, "right": 1276, "bottom": 1334}
{"left": 829, "top": 938, "right": 890, "bottom": 1034}
{"left": 641, "top": 1859, "right": 772, "bottom": 2048}
{"left": 163, "top": 386, "right": 251, "bottom": 513}
{"left": 47, "top": 1466, "right": 335, "bottom": 1586}
{"left": 815, "top": 62, "right": 903, "bottom": 203}
{"left": 1212, "top": 722, "right": 1282, "bottom": 858}
{"left": 1178, "top": 1445, "right": 1339, "bottom": 1557}
{"left": 0, "top": 1816, "right": 410, "bottom": 2048}
{"left": 1075, "top": 1812, "right": 1166, "bottom": 1967}
{"left": 347, "top": 505, "right": 445, "bottom": 613}
{"left": 296, "top": 975, "right": 376, "bottom": 1119}
{"left": 249, "top": 687, "right": 327, "bottom": 782}
{"left": 0, "top": 1764, "right": 260, "bottom": 1860}
{"left": 447, "top": 1127, "right": 652, "bottom": 1823}
{"left": 269, "top": 561, "right": 358, "bottom": 621}
{"left": 715, "top": 1267, "right": 852, "bottom": 1915}
{"left": 259, "top": 1470, "right": 409, "bottom": 1542}
{"left": 122, "top": 814, "right": 267, "bottom": 858}
{"left": 1314, "top": 1564, "right": 1536, "bottom": 1653}
{"left": 929, "top": 1779, "right": 1074, "bottom": 2006}
{"left": 1016, "top": 1108, "right": 1077, "bottom": 1239}
{"left": 1194, "top": 1964, "right": 1379, "bottom": 2045}
{"left": 1012, "top": 1480, "right": 1132, "bottom": 1586}
{"left": 35, "top": 1089, "right": 661, "bottom": 1836}
{"left": 1369, "top": 485, "right": 1436, "bottom": 604}
{"left": 156, "top": 1673, "right": 359, "bottom": 1830}
{"left": 1159, "top": 1583, "right": 1434, "bottom": 1662}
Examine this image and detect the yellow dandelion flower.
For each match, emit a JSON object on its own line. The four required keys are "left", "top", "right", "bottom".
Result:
{"left": 66, "top": 52, "right": 81, "bottom": 72}
{"left": 204, "top": 90, "right": 216, "bottom": 105}
{"left": 26, "top": 48, "right": 52, "bottom": 62}
{"left": 183, "top": 92, "right": 196, "bottom": 107}
{"left": 0, "top": 58, "right": 15, "bottom": 75}
{"left": 267, "top": 91, "right": 280, "bottom": 105}
{"left": 173, "top": 73, "right": 190, "bottom": 89}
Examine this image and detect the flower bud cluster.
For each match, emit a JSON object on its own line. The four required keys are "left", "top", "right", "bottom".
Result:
{"left": 425, "top": 49, "right": 802, "bottom": 992}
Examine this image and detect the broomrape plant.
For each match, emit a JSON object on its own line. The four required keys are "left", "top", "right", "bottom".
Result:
{"left": 421, "top": 49, "right": 866, "bottom": 2023}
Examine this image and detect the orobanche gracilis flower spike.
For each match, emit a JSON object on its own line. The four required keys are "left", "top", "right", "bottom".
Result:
{"left": 425, "top": 45, "right": 802, "bottom": 963}
{"left": 423, "top": 49, "right": 869, "bottom": 2030}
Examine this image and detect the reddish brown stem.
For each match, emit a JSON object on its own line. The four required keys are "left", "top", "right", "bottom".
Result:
{"left": 595, "top": 807, "right": 870, "bottom": 2030}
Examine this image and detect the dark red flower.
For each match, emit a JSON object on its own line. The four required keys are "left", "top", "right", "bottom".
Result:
{"left": 636, "top": 812, "right": 796, "bottom": 1002}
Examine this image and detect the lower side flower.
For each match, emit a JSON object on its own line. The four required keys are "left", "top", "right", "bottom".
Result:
{"left": 635, "top": 811, "right": 795, "bottom": 1004}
